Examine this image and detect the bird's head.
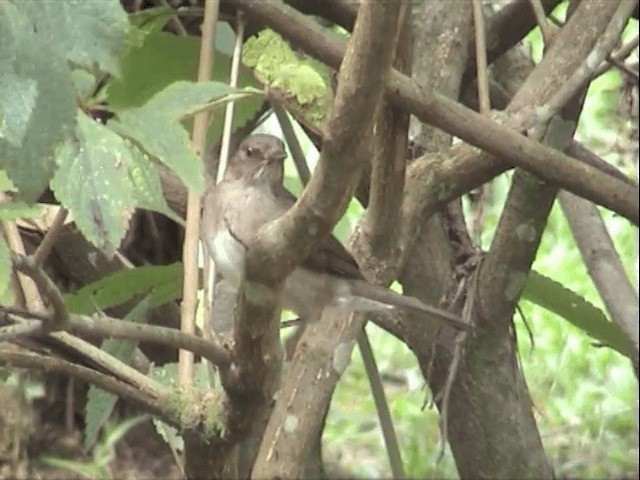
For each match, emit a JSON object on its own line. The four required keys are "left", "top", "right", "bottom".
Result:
{"left": 226, "top": 134, "right": 287, "bottom": 184}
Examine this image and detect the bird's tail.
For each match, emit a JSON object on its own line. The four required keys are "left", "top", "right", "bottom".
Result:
{"left": 349, "top": 281, "right": 469, "bottom": 330}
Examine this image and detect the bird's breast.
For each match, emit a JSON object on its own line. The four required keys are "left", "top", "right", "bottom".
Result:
{"left": 211, "top": 228, "right": 245, "bottom": 288}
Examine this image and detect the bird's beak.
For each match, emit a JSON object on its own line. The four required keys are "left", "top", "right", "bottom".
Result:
{"left": 267, "top": 149, "right": 287, "bottom": 164}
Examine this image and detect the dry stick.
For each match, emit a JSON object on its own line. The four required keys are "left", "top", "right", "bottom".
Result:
{"left": 528, "top": 0, "right": 555, "bottom": 47}
{"left": 472, "top": 0, "right": 490, "bottom": 116}
{"left": 593, "top": 35, "right": 640, "bottom": 79}
{"left": 31, "top": 207, "right": 68, "bottom": 266}
{"left": 11, "top": 253, "right": 69, "bottom": 330}
{"left": 1, "top": 220, "right": 43, "bottom": 310}
{"left": 471, "top": 0, "right": 491, "bottom": 242}
{"left": 179, "top": 0, "right": 220, "bottom": 386}
{"left": 0, "top": 350, "right": 166, "bottom": 419}
{"left": 204, "top": 11, "right": 246, "bottom": 356}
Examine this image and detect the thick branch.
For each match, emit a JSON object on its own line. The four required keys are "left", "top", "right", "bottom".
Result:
{"left": 226, "top": 0, "right": 639, "bottom": 225}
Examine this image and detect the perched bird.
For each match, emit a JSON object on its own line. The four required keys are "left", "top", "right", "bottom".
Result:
{"left": 202, "top": 134, "right": 467, "bottom": 330}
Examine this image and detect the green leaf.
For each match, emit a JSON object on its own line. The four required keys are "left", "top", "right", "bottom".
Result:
{"left": 63, "top": 263, "right": 182, "bottom": 315}
{"left": 0, "top": 235, "right": 13, "bottom": 305}
{"left": 15, "top": 0, "right": 130, "bottom": 77}
{"left": 522, "top": 270, "right": 632, "bottom": 358}
{"left": 124, "top": 144, "right": 182, "bottom": 223}
{"left": 110, "top": 81, "right": 261, "bottom": 193}
{"left": 104, "top": 29, "right": 263, "bottom": 143}
{"left": 0, "top": 201, "right": 44, "bottom": 221}
{"left": 0, "top": 3, "right": 77, "bottom": 201}
{"left": 51, "top": 113, "right": 137, "bottom": 256}
{"left": 84, "top": 298, "right": 151, "bottom": 450}
{"left": 242, "top": 29, "right": 331, "bottom": 124}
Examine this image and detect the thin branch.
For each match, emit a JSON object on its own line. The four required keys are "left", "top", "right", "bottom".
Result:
{"left": 472, "top": 0, "right": 491, "bottom": 115}
{"left": 11, "top": 253, "right": 69, "bottom": 330}
{"left": 528, "top": 0, "right": 555, "bottom": 47}
{"left": 0, "top": 349, "right": 167, "bottom": 419}
{"left": 179, "top": 0, "right": 220, "bottom": 386}
{"left": 217, "top": 10, "right": 246, "bottom": 184}
{"left": 1, "top": 220, "right": 43, "bottom": 310}
{"left": 32, "top": 207, "right": 68, "bottom": 266}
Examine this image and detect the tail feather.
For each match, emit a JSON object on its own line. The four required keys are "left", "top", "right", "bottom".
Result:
{"left": 350, "top": 281, "right": 469, "bottom": 330}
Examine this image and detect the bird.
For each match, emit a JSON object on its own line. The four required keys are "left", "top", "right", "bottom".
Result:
{"left": 202, "top": 134, "right": 468, "bottom": 330}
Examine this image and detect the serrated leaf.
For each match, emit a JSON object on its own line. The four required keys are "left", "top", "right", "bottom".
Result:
{"left": 0, "top": 236, "right": 13, "bottom": 305}
{"left": 124, "top": 144, "right": 181, "bottom": 223}
{"left": 110, "top": 81, "right": 261, "bottom": 193}
{"left": 15, "top": 0, "right": 129, "bottom": 77}
{"left": 104, "top": 29, "right": 263, "bottom": 144}
{"left": 0, "top": 3, "right": 77, "bottom": 201}
{"left": 84, "top": 298, "right": 151, "bottom": 450}
{"left": 64, "top": 263, "right": 182, "bottom": 315}
{"left": 522, "top": 270, "right": 632, "bottom": 358}
{"left": 51, "top": 113, "right": 136, "bottom": 256}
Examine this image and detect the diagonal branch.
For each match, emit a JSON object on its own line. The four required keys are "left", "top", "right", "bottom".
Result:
{"left": 225, "top": 0, "right": 639, "bottom": 225}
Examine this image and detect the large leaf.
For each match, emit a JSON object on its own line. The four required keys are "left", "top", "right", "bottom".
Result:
{"left": 51, "top": 113, "right": 137, "bottom": 256}
{"left": 64, "top": 263, "right": 182, "bottom": 315}
{"left": 109, "top": 81, "right": 261, "bottom": 193}
{"left": 0, "top": 3, "right": 76, "bottom": 201}
{"left": 522, "top": 270, "right": 632, "bottom": 358}
{"left": 104, "top": 28, "right": 263, "bottom": 142}
{"left": 15, "top": 0, "right": 130, "bottom": 77}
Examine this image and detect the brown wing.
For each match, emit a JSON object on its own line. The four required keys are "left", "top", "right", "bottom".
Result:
{"left": 271, "top": 184, "right": 364, "bottom": 280}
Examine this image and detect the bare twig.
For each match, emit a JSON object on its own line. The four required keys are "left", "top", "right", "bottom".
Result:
{"left": 11, "top": 253, "right": 69, "bottom": 330}
{"left": 179, "top": 0, "right": 220, "bottom": 386}
{"left": 0, "top": 349, "right": 167, "bottom": 419}
{"left": 472, "top": 0, "right": 491, "bottom": 115}
{"left": 528, "top": 0, "right": 555, "bottom": 47}
{"left": 31, "top": 207, "right": 68, "bottom": 266}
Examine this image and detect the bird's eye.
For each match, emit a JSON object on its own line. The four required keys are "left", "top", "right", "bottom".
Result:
{"left": 246, "top": 147, "right": 256, "bottom": 157}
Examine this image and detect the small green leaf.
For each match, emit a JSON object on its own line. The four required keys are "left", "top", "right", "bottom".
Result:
{"left": 522, "top": 270, "right": 632, "bottom": 358}
{"left": 51, "top": 113, "right": 137, "bottom": 256}
{"left": 63, "top": 263, "right": 182, "bottom": 315}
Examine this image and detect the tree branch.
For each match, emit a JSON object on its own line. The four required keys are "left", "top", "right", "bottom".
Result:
{"left": 226, "top": 0, "right": 639, "bottom": 225}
